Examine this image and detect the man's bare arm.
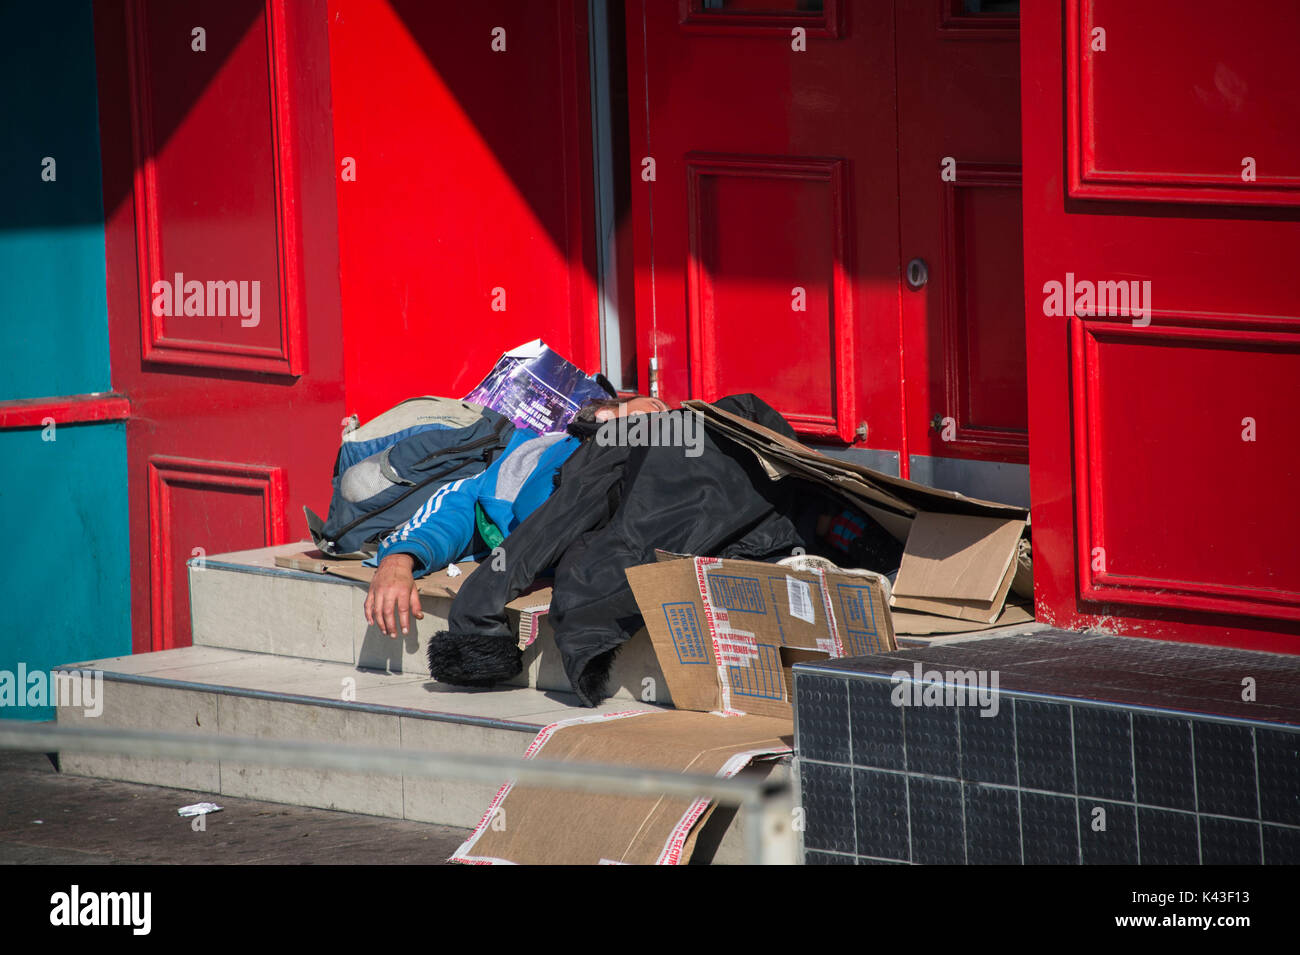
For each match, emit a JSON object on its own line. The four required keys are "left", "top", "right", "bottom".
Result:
{"left": 364, "top": 552, "right": 424, "bottom": 637}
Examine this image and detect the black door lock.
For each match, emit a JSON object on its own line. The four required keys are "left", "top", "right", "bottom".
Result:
{"left": 905, "top": 257, "right": 929, "bottom": 290}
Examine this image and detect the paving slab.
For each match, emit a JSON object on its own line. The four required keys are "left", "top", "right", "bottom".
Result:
{"left": 0, "top": 748, "right": 466, "bottom": 865}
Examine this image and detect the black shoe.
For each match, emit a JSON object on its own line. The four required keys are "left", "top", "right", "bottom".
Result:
{"left": 427, "top": 631, "right": 522, "bottom": 687}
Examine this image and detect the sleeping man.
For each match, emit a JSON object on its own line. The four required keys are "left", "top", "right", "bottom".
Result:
{"left": 363, "top": 395, "right": 668, "bottom": 637}
{"left": 369, "top": 392, "right": 903, "bottom": 706}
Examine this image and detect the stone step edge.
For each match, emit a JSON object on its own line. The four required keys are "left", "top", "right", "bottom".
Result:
{"left": 191, "top": 557, "right": 365, "bottom": 589}
{"left": 51, "top": 663, "right": 564, "bottom": 734}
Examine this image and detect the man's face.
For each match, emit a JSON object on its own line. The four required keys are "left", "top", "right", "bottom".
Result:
{"left": 594, "top": 396, "right": 669, "bottom": 422}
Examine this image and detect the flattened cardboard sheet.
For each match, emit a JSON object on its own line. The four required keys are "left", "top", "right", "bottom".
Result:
{"left": 452, "top": 710, "right": 793, "bottom": 865}
{"left": 891, "top": 601, "right": 1035, "bottom": 635}
{"left": 890, "top": 513, "right": 1026, "bottom": 623}
{"left": 684, "top": 400, "right": 1027, "bottom": 521}
{"left": 274, "top": 549, "right": 480, "bottom": 597}
{"left": 273, "top": 550, "right": 552, "bottom": 648}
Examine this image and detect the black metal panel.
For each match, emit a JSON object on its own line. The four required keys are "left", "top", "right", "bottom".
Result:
{"left": 1256, "top": 728, "right": 1300, "bottom": 826}
{"left": 849, "top": 678, "right": 905, "bottom": 770}
{"left": 799, "top": 759, "right": 855, "bottom": 854}
{"left": 1262, "top": 824, "right": 1300, "bottom": 865}
{"left": 805, "top": 850, "right": 856, "bottom": 865}
{"left": 803, "top": 630, "right": 1300, "bottom": 726}
{"left": 1022, "top": 792, "right": 1078, "bottom": 864}
{"left": 1073, "top": 704, "right": 1134, "bottom": 802}
{"left": 1199, "top": 816, "right": 1262, "bottom": 865}
{"left": 1015, "top": 699, "right": 1076, "bottom": 794}
{"left": 1132, "top": 714, "right": 1196, "bottom": 812}
{"left": 964, "top": 783, "right": 1021, "bottom": 864}
{"left": 1138, "top": 808, "right": 1200, "bottom": 865}
{"left": 794, "top": 628, "right": 1300, "bottom": 865}
{"left": 1079, "top": 800, "right": 1136, "bottom": 865}
{"left": 852, "top": 768, "right": 910, "bottom": 861}
{"left": 908, "top": 776, "right": 965, "bottom": 865}
{"left": 1193, "top": 720, "right": 1257, "bottom": 819}
{"left": 960, "top": 700, "right": 1017, "bottom": 786}
{"left": 796, "top": 675, "right": 851, "bottom": 764}
{"left": 902, "top": 704, "right": 960, "bottom": 778}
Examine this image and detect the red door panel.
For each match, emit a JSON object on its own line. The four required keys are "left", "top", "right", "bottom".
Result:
{"left": 687, "top": 157, "right": 852, "bottom": 439}
{"left": 627, "top": 0, "right": 901, "bottom": 448}
{"left": 97, "top": 0, "right": 344, "bottom": 652}
{"left": 1071, "top": 1, "right": 1300, "bottom": 206}
{"left": 1022, "top": 0, "right": 1300, "bottom": 651}
{"left": 897, "top": 0, "right": 1026, "bottom": 464}
{"left": 952, "top": 179, "right": 1027, "bottom": 437}
{"left": 134, "top": 0, "right": 292, "bottom": 367}
{"left": 1074, "top": 319, "right": 1300, "bottom": 622}
{"left": 148, "top": 457, "right": 287, "bottom": 647}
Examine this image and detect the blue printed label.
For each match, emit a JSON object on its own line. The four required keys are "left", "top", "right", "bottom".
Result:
{"left": 663, "top": 602, "right": 709, "bottom": 665}
{"left": 837, "top": 582, "right": 887, "bottom": 655}
{"left": 708, "top": 575, "right": 766, "bottom": 614}
{"left": 728, "top": 644, "right": 785, "bottom": 700}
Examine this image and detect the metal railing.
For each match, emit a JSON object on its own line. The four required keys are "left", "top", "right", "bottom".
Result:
{"left": 0, "top": 721, "right": 798, "bottom": 864}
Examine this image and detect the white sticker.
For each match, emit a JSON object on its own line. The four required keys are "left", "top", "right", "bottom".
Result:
{"left": 716, "top": 632, "right": 759, "bottom": 667}
{"left": 786, "top": 576, "right": 815, "bottom": 625}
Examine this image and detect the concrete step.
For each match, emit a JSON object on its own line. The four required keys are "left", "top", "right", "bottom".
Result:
{"left": 191, "top": 543, "right": 674, "bottom": 704}
{"left": 53, "top": 646, "right": 782, "bottom": 864}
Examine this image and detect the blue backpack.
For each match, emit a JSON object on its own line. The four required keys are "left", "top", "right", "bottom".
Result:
{"left": 305, "top": 397, "right": 514, "bottom": 557}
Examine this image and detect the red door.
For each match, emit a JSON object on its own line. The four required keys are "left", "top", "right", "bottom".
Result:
{"left": 897, "top": 1, "right": 1026, "bottom": 472}
{"left": 96, "top": 0, "right": 345, "bottom": 652}
{"left": 626, "top": 0, "right": 1026, "bottom": 484}
{"left": 1021, "top": 1, "right": 1300, "bottom": 651}
{"left": 626, "top": 0, "right": 903, "bottom": 450}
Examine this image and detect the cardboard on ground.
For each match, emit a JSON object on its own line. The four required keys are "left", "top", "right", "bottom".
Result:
{"left": 452, "top": 709, "right": 793, "bottom": 865}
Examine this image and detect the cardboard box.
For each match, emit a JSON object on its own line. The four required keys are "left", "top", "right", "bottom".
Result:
{"left": 452, "top": 709, "right": 793, "bottom": 865}
{"left": 890, "top": 512, "right": 1027, "bottom": 623}
{"left": 626, "top": 556, "right": 896, "bottom": 719}
{"left": 681, "top": 400, "right": 1034, "bottom": 629}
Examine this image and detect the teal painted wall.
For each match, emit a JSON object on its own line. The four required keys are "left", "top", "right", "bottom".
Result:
{"left": 0, "top": 1, "right": 131, "bottom": 721}
{"left": 0, "top": 423, "right": 132, "bottom": 721}
{"left": 0, "top": 0, "right": 111, "bottom": 400}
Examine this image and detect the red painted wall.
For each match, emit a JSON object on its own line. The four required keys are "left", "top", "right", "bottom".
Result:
{"left": 327, "top": 0, "right": 599, "bottom": 421}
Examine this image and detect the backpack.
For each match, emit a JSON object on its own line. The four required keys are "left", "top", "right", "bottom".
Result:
{"left": 305, "top": 397, "right": 515, "bottom": 557}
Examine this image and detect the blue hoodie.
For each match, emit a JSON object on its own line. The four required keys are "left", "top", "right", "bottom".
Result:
{"left": 374, "top": 427, "right": 578, "bottom": 577}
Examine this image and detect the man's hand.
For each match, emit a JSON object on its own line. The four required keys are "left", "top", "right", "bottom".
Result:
{"left": 364, "top": 553, "right": 424, "bottom": 637}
